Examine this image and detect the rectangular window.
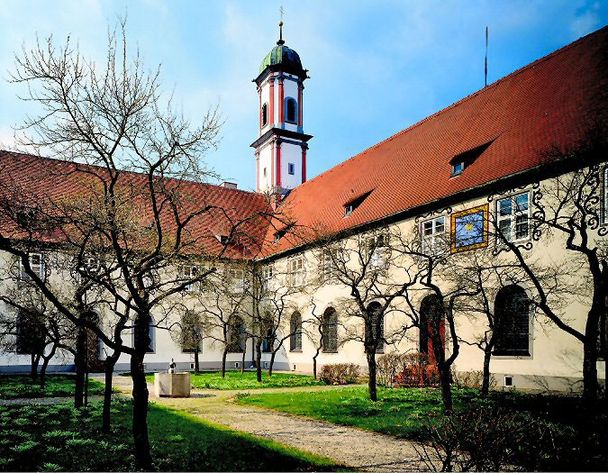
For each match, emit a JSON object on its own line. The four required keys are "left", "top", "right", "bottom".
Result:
{"left": 178, "top": 265, "right": 200, "bottom": 292}
{"left": 320, "top": 248, "right": 341, "bottom": 281}
{"left": 228, "top": 268, "right": 245, "bottom": 293}
{"left": 288, "top": 256, "right": 305, "bottom": 287}
{"left": 497, "top": 192, "right": 530, "bottom": 242}
{"left": 451, "top": 162, "right": 465, "bottom": 176}
{"left": 19, "top": 253, "right": 45, "bottom": 281}
{"left": 421, "top": 216, "right": 446, "bottom": 253}
{"left": 288, "top": 163, "right": 295, "bottom": 175}
{"left": 367, "top": 234, "right": 388, "bottom": 268}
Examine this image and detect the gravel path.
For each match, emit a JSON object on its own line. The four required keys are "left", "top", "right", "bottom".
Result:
{"left": 110, "top": 375, "right": 425, "bottom": 472}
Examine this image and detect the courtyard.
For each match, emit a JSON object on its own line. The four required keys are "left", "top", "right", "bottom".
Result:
{"left": 1, "top": 372, "right": 607, "bottom": 472}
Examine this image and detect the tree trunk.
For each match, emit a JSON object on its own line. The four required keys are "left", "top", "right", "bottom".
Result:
{"left": 130, "top": 352, "right": 152, "bottom": 469}
{"left": 102, "top": 354, "right": 118, "bottom": 433}
{"left": 74, "top": 326, "right": 86, "bottom": 408}
{"left": 221, "top": 348, "right": 228, "bottom": 378}
{"left": 312, "top": 348, "right": 320, "bottom": 379}
{"left": 194, "top": 349, "right": 200, "bottom": 374}
{"left": 582, "top": 338, "right": 599, "bottom": 403}
{"left": 439, "top": 363, "right": 453, "bottom": 414}
{"left": 255, "top": 339, "right": 262, "bottom": 382}
{"left": 268, "top": 351, "right": 277, "bottom": 377}
{"left": 481, "top": 348, "right": 492, "bottom": 396}
{"left": 366, "top": 350, "right": 378, "bottom": 402}
{"left": 30, "top": 353, "right": 40, "bottom": 382}
{"left": 39, "top": 343, "right": 57, "bottom": 390}
{"left": 39, "top": 356, "right": 50, "bottom": 389}
{"left": 130, "top": 313, "right": 152, "bottom": 470}
{"left": 241, "top": 346, "right": 246, "bottom": 374}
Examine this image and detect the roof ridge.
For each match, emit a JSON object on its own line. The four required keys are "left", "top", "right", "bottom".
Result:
{"left": 285, "top": 24, "right": 608, "bottom": 195}
{"left": 0, "top": 149, "right": 262, "bottom": 198}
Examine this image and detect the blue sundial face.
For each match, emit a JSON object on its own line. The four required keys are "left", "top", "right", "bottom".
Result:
{"left": 454, "top": 210, "right": 485, "bottom": 248}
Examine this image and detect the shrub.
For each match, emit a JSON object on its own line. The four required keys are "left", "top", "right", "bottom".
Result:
{"left": 319, "top": 364, "right": 360, "bottom": 385}
{"left": 416, "top": 405, "right": 579, "bottom": 471}
{"left": 377, "top": 352, "right": 407, "bottom": 387}
{"left": 393, "top": 353, "right": 440, "bottom": 387}
{"left": 452, "top": 370, "right": 496, "bottom": 390}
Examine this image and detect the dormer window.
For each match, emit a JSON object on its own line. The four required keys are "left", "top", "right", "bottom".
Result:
{"left": 449, "top": 139, "right": 495, "bottom": 177}
{"left": 216, "top": 234, "right": 230, "bottom": 245}
{"left": 344, "top": 191, "right": 372, "bottom": 217}
{"left": 452, "top": 161, "right": 465, "bottom": 176}
{"left": 274, "top": 224, "right": 293, "bottom": 243}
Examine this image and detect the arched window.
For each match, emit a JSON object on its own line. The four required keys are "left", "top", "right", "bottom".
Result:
{"left": 15, "top": 310, "right": 45, "bottom": 355}
{"left": 290, "top": 312, "right": 302, "bottom": 351}
{"left": 181, "top": 310, "right": 203, "bottom": 353}
{"left": 261, "top": 103, "right": 269, "bottom": 127}
{"left": 419, "top": 295, "right": 445, "bottom": 362}
{"left": 261, "top": 316, "right": 275, "bottom": 353}
{"left": 494, "top": 285, "right": 530, "bottom": 356}
{"left": 131, "top": 317, "right": 155, "bottom": 353}
{"left": 228, "top": 315, "right": 247, "bottom": 353}
{"left": 147, "top": 318, "right": 155, "bottom": 353}
{"left": 322, "top": 307, "right": 338, "bottom": 353}
{"left": 366, "top": 302, "right": 384, "bottom": 353}
{"left": 285, "top": 97, "right": 297, "bottom": 124}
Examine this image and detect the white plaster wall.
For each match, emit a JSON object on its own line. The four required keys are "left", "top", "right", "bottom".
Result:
{"left": 1, "top": 169, "right": 606, "bottom": 387}
{"left": 260, "top": 76, "right": 273, "bottom": 132}
{"left": 280, "top": 141, "right": 302, "bottom": 189}
{"left": 283, "top": 76, "right": 299, "bottom": 133}
{"left": 257, "top": 142, "right": 273, "bottom": 193}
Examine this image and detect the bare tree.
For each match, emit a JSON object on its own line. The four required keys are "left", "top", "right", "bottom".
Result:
{"left": 313, "top": 228, "right": 415, "bottom": 401}
{"left": 0, "top": 20, "right": 269, "bottom": 468}
{"left": 491, "top": 141, "right": 608, "bottom": 403}
{"left": 198, "top": 261, "right": 250, "bottom": 377}
{"left": 443, "top": 251, "right": 529, "bottom": 395}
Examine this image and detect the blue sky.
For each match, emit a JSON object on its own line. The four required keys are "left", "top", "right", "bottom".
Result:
{"left": 0, "top": 1, "right": 606, "bottom": 191}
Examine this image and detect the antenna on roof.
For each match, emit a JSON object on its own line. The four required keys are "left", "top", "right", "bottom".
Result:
{"left": 484, "top": 26, "right": 489, "bottom": 87}
{"left": 277, "top": 6, "right": 285, "bottom": 45}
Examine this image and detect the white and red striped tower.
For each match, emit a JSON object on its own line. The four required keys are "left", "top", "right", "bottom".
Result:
{"left": 251, "top": 21, "right": 312, "bottom": 194}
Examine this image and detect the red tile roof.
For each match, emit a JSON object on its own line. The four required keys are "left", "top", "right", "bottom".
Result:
{"left": 1, "top": 26, "right": 607, "bottom": 262}
{"left": 0, "top": 151, "right": 272, "bottom": 259}
{"left": 261, "top": 25, "right": 608, "bottom": 258}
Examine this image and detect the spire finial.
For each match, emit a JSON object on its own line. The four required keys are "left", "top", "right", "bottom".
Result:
{"left": 277, "top": 6, "right": 285, "bottom": 45}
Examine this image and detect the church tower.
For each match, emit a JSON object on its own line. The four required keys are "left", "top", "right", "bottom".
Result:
{"left": 251, "top": 21, "right": 312, "bottom": 194}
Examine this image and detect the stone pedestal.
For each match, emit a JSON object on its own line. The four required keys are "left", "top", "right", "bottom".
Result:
{"left": 154, "top": 372, "right": 191, "bottom": 397}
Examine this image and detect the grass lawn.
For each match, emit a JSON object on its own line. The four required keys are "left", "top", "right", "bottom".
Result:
{"left": 0, "top": 399, "right": 341, "bottom": 472}
{"left": 236, "top": 385, "right": 608, "bottom": 470}
{"left": 0, "top": 375, "right": 105, "bottom": 399}
{"left": 145, "top": 370, "right": 323, "bottom": 390}
{"left": 236, "top": 385, "right": 456, "bottom": 439}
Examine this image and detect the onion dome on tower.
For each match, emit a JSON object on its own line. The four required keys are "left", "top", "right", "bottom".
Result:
{"left": 251, "top": 20, "right": 312, "bottom": 194}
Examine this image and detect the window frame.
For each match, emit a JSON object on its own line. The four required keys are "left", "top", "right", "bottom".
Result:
{"left": 288, "top": 256, "right": 305, "bottom": 287}
{"left": 261, "top": 102, "right": 269, "bottom": 127}
{"left": 284, "top": 97, "right": 297, "bottom": 124}
{"left": 227, "top": 268, "right": 245, "bottom": 293}
{"left": 321, "top": 308, "right": 339, "bottom": 353}
{"left": 289, "top": 312, "right": 303, "bottom": 352}
{"left": 420, "top": 216, "right": 446, "bottom": 254}
{"left": 178, "top": 264, "right": 201, "bottom": 292}
{"left": 492, "top": 285, "right": 532, "bottom": 358}
{"left": 19, "top": 253, "right": 46, "bottom": 282}
{"left": 366, "top": 234, "right": 389, "bottom": 269}
{"left": 451, "top": 161, "right": 465, "bottom": 176}
{"left": 496, "top": 192, "right": 531, "bottom": 244}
